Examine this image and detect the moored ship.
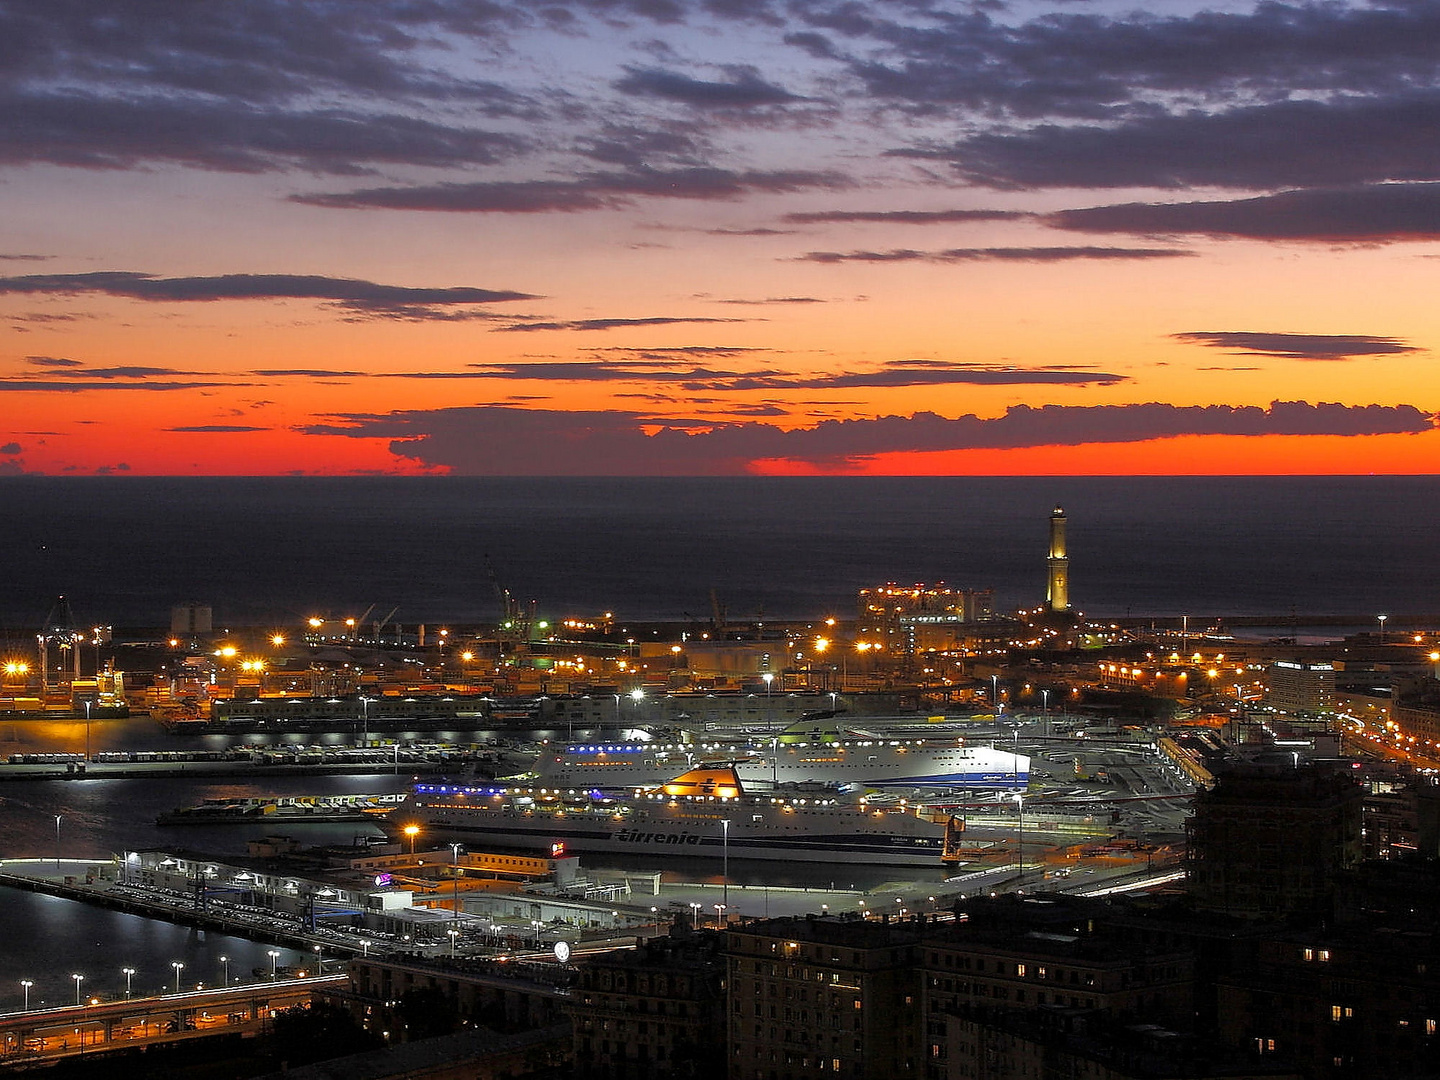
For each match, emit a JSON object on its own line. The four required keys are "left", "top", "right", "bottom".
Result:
{"left": 388, "top": 767, "right": 963, "bottom": 867}
{"left": 532, "top": 728, "right": 1028, "bottom": 792}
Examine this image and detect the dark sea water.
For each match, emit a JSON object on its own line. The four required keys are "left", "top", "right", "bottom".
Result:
{"left": 1, "top": 475, "right": 1437, "bottom": 630}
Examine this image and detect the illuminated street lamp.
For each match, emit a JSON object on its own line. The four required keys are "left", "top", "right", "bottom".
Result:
{"left": 219, "top": 955, "right": 229, "bottom": 984}
{"left": 721, "top": 819, "right": 731, "bottom": 912}
{"left": 121, "top": 968, "right": 135, "bottom": 997}
{"left": 404, "top": 824, "right": 420, "bottom": 855}
{"left": 72, "top": 973, "right": 84, "bottom": 1005}
{"left": 1378, "top": 614, "right": 1389, "bottom": 642}
{"left": 171, "top": 962, "right": 184, "bottom": 993}
{"left": 267, "top": 950, "right": 281, "bottom": 978}
{"left": 20, "top": 980, "right": 32, "bottom": 1011}
{"left": 358, "top": 695, "right": 373, "bottom": 745}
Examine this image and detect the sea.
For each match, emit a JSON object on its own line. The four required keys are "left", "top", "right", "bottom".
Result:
{"left": 1, "top": 475, "right": 1437, "bottom": 631}
{"left": 1, "top": 474, "right": 1438, "bottom": 1010}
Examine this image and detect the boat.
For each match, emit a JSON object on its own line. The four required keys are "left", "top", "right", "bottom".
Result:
{"left": 386, "top": 766, "right": 963, "bottom": 867}
{"left": 532, "top": 725, "right": 1028, "bottom": 792}
{"left": 157, "top": 792, "right": 405, "bottom": 825}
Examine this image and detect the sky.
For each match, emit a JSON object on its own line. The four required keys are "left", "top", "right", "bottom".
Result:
{"left": 1, "top": 0, "right": 1438, "bottom": 476}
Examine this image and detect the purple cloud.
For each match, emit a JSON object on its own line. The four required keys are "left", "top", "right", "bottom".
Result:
{"left": 302, "top": 400, "right": 1429, "bottom": 474}
{"left": 1173, "top": 332, "right": 1421, "bottom": 360}
{"left": 298, "top": 166, "right": 849, "bottom": 213}
{"left": 1051, "top": 184, "right": 1440, "bottom": 242}
{"left": 798, "top": 246, "right": 1191, "bottom": 263}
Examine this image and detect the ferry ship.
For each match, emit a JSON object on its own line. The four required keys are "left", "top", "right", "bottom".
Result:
{"left": 532, "top": 729, "right": 1028, "bottom": 792}
{"left": 388, "top": 767, "right": 965, "bottom": 867}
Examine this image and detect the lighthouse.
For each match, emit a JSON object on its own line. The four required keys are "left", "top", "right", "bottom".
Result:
{"left": 1046, "top": 506, "right": 1069, "bottom": 614}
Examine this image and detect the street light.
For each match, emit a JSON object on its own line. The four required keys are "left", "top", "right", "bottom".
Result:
{"left": 219, "top": 956, "right": 229, "bottom": 985}
{"left": 122, "top": 968, "right": 135, "bottom": 997}
{"left": 1014, "top": 792, "right": 1026, "bottom": 889}
{"left": 20, "top": 980, "right": 32, "bottom": 1011}
{"left": 714, "top": 903, "right": 726, "bottom": 929}
{"left": 313, "top": 944, "right": 323, "bottom": 972}
{"left": 404, "top": 824, "right": 420, "bottom": 855}
{"left": 72, "top": 973, "right": 84, "bottom": 1005}
{"left": 358, "top": 695, "right": 373, "bottom": 745}
{"left": 267, "top": 950, "right": 281, "bottom": 978}
{"left": 1378, "top": 614, "right": 1389, "bottom": 642}
{"left": 82, "top": 699, "right": 92, "bottom": 761}
{"left": 449, "top": 842, "right": 463, "bottom": 949}
{"left": 689, "top": 902, "right": 701, "bottom": 927}
{"left": 721, "top": 819, "right": 730, "bottom": 913}
{"left": 171, "top": 962, "right": 184, "bottom": 993}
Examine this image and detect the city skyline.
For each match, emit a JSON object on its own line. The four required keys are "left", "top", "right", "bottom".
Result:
{"left": 2, "top": 1, "right": 1438, "bottom": 476}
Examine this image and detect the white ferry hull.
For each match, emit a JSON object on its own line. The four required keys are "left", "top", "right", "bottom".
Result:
{"left": 535, "top": 740, "right": 1028, "bottom": 792}
{"left": 392, "top": 785, "right": 952, "bottom": 867}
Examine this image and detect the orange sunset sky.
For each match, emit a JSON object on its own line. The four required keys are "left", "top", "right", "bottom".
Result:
{"left": 2, "top": 2, "right": 1438, "bottom": 476}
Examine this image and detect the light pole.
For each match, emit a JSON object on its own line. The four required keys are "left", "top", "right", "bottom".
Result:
{"left": 404, "top": 824, "right": 420, "bottom": 856}
{"left": 359, "top": 695, "right": 372, "bottom": 745}
{"left": 1014, "top": 792, "right": 1025, "bottom": 889}
{"left": 219, "top": 956, "right": 229, "bottom": 985}
{"left": 721, "top": 819, "right": 730, "bottom": 913}
{"left": 990, "top": 674, "right": 1000, "bottom": 713}
{"left": 449, "top": 842, "right": 462, "bottom": 950}
{"left": 171, "top": 962, "right": 184, "bottom": 994}
{"left": 762, "top": 672, "right": 774, "bottom": 729}
{"left": 1040, "top": 689, "right": 1050, "bottom": 736}
{"left": 688, "top": 902, "right": 701, "bottom": 927}
{"left": 82, "top": 699, "right": 92, "bottom": 761}
{"left": 313, "top": 945, "right": 323, "bottom": 974}
{"left": 714, "top": 903, "right": 725, "bottom": 929}
{"left": 72, "top": 973, "right": 84, "bottom": 1006}
{"left": 630, "top": 687, "right": 644, "bottom": 724}
{"left": 54, "top": 815, "right": 61, "bottom": 870}
{"left": 1378, "top": 614, "right": 1389, "bottom": 642}
{"left": 267, "top": 950, "right": 280, "bottom": 978}
{"left": 20, "top": 980, "right": 32, "bottom": 1011}
{"left": 122, "top": 968, "right": 135, "bottom": 997}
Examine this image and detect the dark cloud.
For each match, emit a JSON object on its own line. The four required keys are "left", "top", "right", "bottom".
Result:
{"left": 614, "top": 66, "right": 801, "bottom": 108}
{"left": 0, "top": 379, "right": 236, "bottom": 392}
{"left": 1050, "top": 184, "right": 1440, "bottom": 242}
{"left": 0, "top": 271, "right": 535, "bottom": 317}
{"left": 715, "top": 296, "right": 825, "bottom": 305}
{"left": 0, "top": 90, "right": 527, "bottom": 174}
{"left": 814, "top": 1, "right": 1440, "bottom": 120}
{"left": 574, "top": 126, "right": 707, "bottom": 168}
{"left": 494, "top": 316, "right": 747, "bottom": 332}
{"left": 0, "top": 442, "right": 20, "bottom": 454}
{"left": 304, "top": 401, "right": 1437, "bottom": 474}
{"left": 934, "top": 93, "right": 1440, "bottom": 191}
{"left": 24, "top": 355, "right": 83, "bottom": 367}
{"left": 0, "top": 254, "right": 48, "bottom": 261}
{"left": 1173, "top": 332, "right": 1421, "bottom": 361}
{"left": 399, "top": 356, "right": 1123, "bottom": 389}
{"left": 167, "top": 425, "right": 268, "bottom": 433}
{"left": 785, "top": 209, "right": 1026, "bottom": 224}
{"left": 0, "top": 3, "right": 540, "bottom": 173}
{"left": 251, "top": 368, "right": 368, "bottom": 377}
{"left": 798, "top": 246, "right": 1191, "bottom": 263}
{"left": 706, "top": 227, "right": 794, "bottom": 236}
{"left": 299, "top": 166, "right": 849, "bottom": 213}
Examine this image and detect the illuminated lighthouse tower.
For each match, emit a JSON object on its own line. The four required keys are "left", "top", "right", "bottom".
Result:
{"left": 1046, "top": 506, "right": 1070, "bottom": 614}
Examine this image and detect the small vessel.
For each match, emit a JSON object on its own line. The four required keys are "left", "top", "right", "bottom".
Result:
{"left": 388, "top": 766, "right": 961, "bottom": 866}
{"left": 157, "top": 792, "right": 404, "bottom": 825}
